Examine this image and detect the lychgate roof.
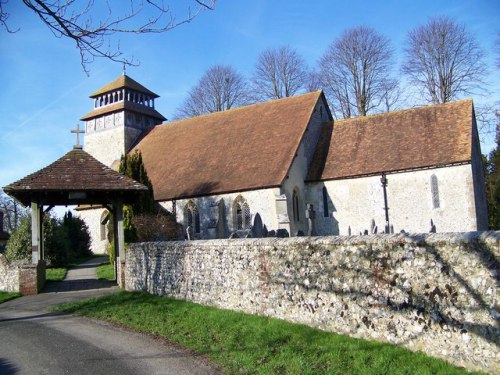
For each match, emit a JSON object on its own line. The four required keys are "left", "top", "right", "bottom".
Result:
{"left": 90, "top": 74, "right": 159, "bottom": 98}
{"left": 3, "top": 148, "right": 148, "bottom": 206}
{"left": 307, "top": 99, "right": 474, "bottom": 181}
{"left": 134, "top": 91, "right": 325, "bottom": 201}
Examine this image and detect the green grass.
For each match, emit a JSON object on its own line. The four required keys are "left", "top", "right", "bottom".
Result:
{"left": 0, "top": 291, "right": 21, "bottom": 304}
{"left": 45, "top": 267, "right": 67, "bottom": 281}
{"left": 45, "top": 254, "right": 106, "bottom": 281}
{"left": 96, "top": 262, "right": 115, "bottom": 281}
{"left": 53, "top": 291, "right": 480, "bottom": 375}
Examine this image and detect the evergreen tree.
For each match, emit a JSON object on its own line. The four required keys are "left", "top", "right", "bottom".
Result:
{"left": 5, "top": 211, "right": 91, "bottom": 266}
{"left": 486, "top": 125, "right": 500, "bottom": 229}
{"left": 117, "top": 150, "right": 180, "bottom": 242}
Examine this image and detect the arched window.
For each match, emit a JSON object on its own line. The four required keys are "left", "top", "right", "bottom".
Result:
{"left": 292, "top": 189, "right": 300, "bottom": 222}
{"left": 322, "top": 186, "right": 329, "bottom": 217}
{"left": 100, "top": 210, "right": 110, "bottom": 241}
{"left": 184, "top": 200, "right": 200, "bottom": 233}
{"left": 431, "top": 174, "right": 440, "bottom": 209}
{"left": 233, "top": 195, "right": 251, "bottom": 230}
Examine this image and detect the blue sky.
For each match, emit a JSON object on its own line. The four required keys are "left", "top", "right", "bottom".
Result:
{"left": 1, "top": 0, "right": 499, "bottom": 195}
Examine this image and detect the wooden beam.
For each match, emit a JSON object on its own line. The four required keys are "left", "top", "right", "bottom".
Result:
{"left": 31, "top": 201, "right": 42, "bottom": 264}
{"left": 113, "top": 200, "right": 125, "bottom": 286}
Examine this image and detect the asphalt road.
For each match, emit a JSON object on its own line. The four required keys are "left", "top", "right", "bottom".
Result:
{"left": 0, "top": 281, "right": 218, "bottom": 374}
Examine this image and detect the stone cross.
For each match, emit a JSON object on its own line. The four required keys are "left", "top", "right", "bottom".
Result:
{"left": 71, "top": 123, "right": 85, "bottom": 149}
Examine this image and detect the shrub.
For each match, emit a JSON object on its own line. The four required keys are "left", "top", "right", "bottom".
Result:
{"left": 5, "top": 211, "right": 92, "bottom": 266}
{"left": 108, "top": 241, "right": 115, "bottom": 266}
{"left": 131, "top": 212, "right": 181, "bottom": 242}
{"left": 5, "top": 216, "right": 31, "bottom": 262}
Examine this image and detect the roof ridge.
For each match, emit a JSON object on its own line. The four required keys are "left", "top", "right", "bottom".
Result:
{"left": 168, "top": 90, "right": 323, "bottom": 126}
{"left": 90, "top": 74, "right": 159, "bottom": 98}
{"left": 334, "top": 98, "right": 473, "bottom": 125}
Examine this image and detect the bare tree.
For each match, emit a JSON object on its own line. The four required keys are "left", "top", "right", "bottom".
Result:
{"left": 318, "top": 26, "right": 395, "bottom": 118}
{"left": 0, "top": 0, "right": 215, "bottom": 74}
{"left": 0, "top": 191, "right": 28, "bottom": 233}
{"left": 402, "top": 16, "right": 487, "bottom": 104}
{"left": 175, "top": 65, "right": 249, "bottom": 118}
{"left": 251, "top": 46, "right": 307, "bottom": 101}
{"left": 380, "top": 79, "right": 404, "bottom": 112}
{"left": 305, "top": 70, "right": 322, "bottom": 93}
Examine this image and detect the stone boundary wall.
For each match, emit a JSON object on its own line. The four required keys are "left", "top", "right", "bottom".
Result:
{"left": 0, "top": 254, "right": 45, "bottom": 295}
{"left": 125, "top": 232, "right": 500, "bottom": 374}
{"left": 0, "top": 254, "right": 20, "bottom": 292}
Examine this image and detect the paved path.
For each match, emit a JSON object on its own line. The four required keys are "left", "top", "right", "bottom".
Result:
{"left": 44, "top": 256, "right": 114, "bottom": 293}
{"left": 0, "top": 259, "right": 219, "bottom": 375}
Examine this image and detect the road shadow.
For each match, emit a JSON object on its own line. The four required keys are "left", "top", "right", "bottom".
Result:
{"left": 43, "top": 279, "right": 116, "bottom": 293}
{"left": 0, "top": 358, "right": 19, "bottom": 374}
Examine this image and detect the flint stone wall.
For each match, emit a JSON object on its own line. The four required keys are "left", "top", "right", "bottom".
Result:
{"left": 0, "top": 254, "right": 45, "bottom": 295}
{"left": 125, "top": 232, "right": 500, "bottom": 374}
{"left": 0, "top": 254, "right": 19, "bottom": 292}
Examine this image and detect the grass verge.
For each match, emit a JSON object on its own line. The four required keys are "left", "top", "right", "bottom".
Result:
{"left": 52, "top": 291, "right": 480, "bottom": 375}
{"left": 96, "top": 263, "right": 114, "bottom": 281}
{"left": 46, "top": 267, "right": 67, "bottom": 281}
{"left": 0, "top": 291, "right": 21, "bottom": 304}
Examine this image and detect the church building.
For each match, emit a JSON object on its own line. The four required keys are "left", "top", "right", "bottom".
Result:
{"left": 78, "top": 74, "right": 488, "bottom": 252}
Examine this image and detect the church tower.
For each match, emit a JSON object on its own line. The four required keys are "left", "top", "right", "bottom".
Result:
{"left": 81, "top": 73, "right": 166, "bottom": 167}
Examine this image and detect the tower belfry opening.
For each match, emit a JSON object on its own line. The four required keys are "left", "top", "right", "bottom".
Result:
{"left": 80, "top": 74, "right": 166, "bottom": 167}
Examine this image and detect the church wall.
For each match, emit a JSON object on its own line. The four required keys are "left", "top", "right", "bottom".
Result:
{"left": 125, "top": 232, "right": 500, "bottom": 374}
{"left": 77, "top": 208, "right": 109, "bottom": 254}
{"left": 282, "top": 96, "right": 330, "bottom": 236}
{"left": 470, "top": 117, "right": 489, "bottom": 230}
{"left": 309, "top": 164, "right": 479, "bottom": 235}
{"left": 160, "top": 188, "right": 281, "bottom": 239}
{"left": 84, "top": 125, "right": 125, "bottom": 166}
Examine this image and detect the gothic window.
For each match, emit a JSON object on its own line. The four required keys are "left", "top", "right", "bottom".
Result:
{"left": 322, "top": 186, "right": 329, "bottom": 217}
{"left": 292, "top": 189, "right": 300, "bottom": 222}
{"left": 431, "top": 174, "right": 440, "bottom": 209}
{"left": 233, "top": 195, "right": 251, "bottom": 230}
{"left": 184, "top": 200, "right": 200, "bottom": 233}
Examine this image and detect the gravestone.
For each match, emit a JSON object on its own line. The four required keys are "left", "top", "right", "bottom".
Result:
{"left": 252, "top": 213, "right": 263, "bottom": 238}
{"left": 430, "top": 219, "right": 436, "bottom": 233}
{"left": 276, "top": 229, "right": 289, "bottom": 238}
{"left": 305, "top": 204, "right": 316, "bottom": 236}
{"left": 186, "top": 226, "right": 193, "bottom": 241}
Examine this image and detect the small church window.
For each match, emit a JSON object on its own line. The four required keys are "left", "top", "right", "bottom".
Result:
{"left": 233, "top": 195, "right": 251, "bottom": 230}
{"left": 322, "top": 186, "right": 329, "bottom": 217}
{"left": 431, "top": 174, "right": 440, "bottom": 209}
{"left": 100, "top": 210, "right": 109, "bottom": 241}
{"left": 184, "top": 200, "right": 200, "bottom": 233}
{"left": 292, "top": 189, "right": 300, "bottom": 222}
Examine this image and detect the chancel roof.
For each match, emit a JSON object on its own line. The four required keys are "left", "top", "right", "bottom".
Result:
{"left": 134, "top": 91, "right": 324, "bottom": 201}
{"left": 307, "top": 99, "right": 474, "bottom": 182}
{"left": 90, "top": 74, "right": 159, "bottom": 98}
{"left": 3, "top": 149, "right": 148, "bottom": 206}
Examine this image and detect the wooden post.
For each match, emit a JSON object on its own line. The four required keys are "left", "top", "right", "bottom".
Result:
{"left": 31, "top": 201, "right": 41, "bottom": 264}
{"left": 113, "top": 200, "right": 125, "bottom": 287}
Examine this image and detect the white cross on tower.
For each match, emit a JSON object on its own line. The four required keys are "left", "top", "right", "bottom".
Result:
{"left": 71, "top": 123, "right": 85, "bottom": 149}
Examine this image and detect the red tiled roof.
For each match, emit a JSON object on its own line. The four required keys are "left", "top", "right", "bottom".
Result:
{"left": 90, "top": 74, "right": 159, "bottom": 98}
{"left": 134, "top": 91, "right": 324, "bottom": 201}
{"left": 80, "top": 100, "right": 166, "bottom": 121}
{"left": 307, "top": 99, "right": 474, "bottom": 181}
{"left": 3, "top": 149, "right": 148, "bottom": 206}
